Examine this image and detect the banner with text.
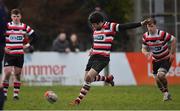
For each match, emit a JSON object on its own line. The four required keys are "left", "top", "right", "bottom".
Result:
{"left": 16, "top": 52, "right": 180, "bottom": 86}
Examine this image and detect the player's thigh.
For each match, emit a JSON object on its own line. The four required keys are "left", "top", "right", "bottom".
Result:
{"left": 85, "top": 58, "right": 93, "bottom": 72}
{"left": 157, "top": 59, "right": 171, "bottom": 77}
{"left": 4, "top": 54, "right": 16, "bottom": 67}
{"left": 159, "top": 59, "right": 171, "bottom": 73}
{"left": 14, "top": 66, "right": 22, "bottom": 74}
{"left": 14, "top": 55, "right": 24, "bottom": 68}
{"left": 4, "top": 66, "right": 13, "bottom": 74}
{"left": 92, "top": 60, "right": 109, "bottom": 73}
{"left": 155, "top": 59, "right": 171, "bottom": 74}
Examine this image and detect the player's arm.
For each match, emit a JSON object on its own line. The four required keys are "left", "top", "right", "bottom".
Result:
{"left": 117, "top": 19, "right": 150, "bottom": 31}
{"left": 26, "top": 25, "right": 38, "bottom": 46}
{"left": 169, "top": 36, "right": 176, "bottom": 55}
{"left": 165, "top": 33, "right": 176, "bottom": 62}
{"left": 164, "top": 32, "right": 176, "bottom": 55}
{"left": 142, "top": 46, "right": 152, "bottom": 60}
{"left": 23, "top": 25, "right": 38, "bottom": 51}
{"left": 117, "top": 22, "right": 141, "bottom": 31}
{"left": 141, "top": 46, "right": 150, "bottom": 57}
{"left": 141, "top": 36, "right": 151, "bottom": 58}
{"left": 23, "top": 32, "right": 38, "bottom": 49}
{"left": 28, "top": 32, "right": 38, "bottom": 45}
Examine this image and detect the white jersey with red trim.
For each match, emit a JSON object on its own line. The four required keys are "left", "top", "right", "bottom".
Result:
{"left": 91, "top": 22, "right": 119, "bottom": 57}
{"left": 5, "top": 22, "right": 34, "bottom": 55}
{"left": 142, "top": 29, "right": 175, "bottom": 61}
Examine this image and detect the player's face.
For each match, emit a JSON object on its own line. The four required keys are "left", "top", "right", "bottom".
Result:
{"left": 11, "top": 14, "right": 22, "bottom": 24}
{"left": 91, "top": 22, "right": 104, "bottom": 30}
{"left": 147, "top": 23, "right": 157, "bottom": 34}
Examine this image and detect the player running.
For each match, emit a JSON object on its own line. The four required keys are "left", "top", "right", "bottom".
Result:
{"left": 2, "top": 8, "right": 38, "bottom": 100}
{"left": 70, "top": 11, "right": 151, "bottom": 105}
{"left": 141, "top": 18, "right": 176, "bottom": 101}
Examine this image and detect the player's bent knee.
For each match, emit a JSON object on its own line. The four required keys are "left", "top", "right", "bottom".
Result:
{"left": 157, "top": 73, "right": 165, "bottom": 79}
{"left": 157, "top": 68, "right": 166, "bottom": 78}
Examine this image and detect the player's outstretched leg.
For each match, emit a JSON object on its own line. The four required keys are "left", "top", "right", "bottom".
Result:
{"left": 93, "top": 74, "right": 114, "bottom": 86}
{"left": 105, "top": 75, "right": 114, "bottom": 86}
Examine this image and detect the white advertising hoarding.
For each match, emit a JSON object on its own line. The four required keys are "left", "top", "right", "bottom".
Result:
{"left": 19, "top": 52, "right": 180, "bottom": 86}
{"left": 22, "top": 52, "right": 105, "bottom": 86}
{"left": 22, "top": 52, "right": 87, "bottom": 85}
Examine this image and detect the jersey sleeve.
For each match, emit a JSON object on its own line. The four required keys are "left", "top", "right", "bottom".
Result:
{"left": 25, "top": 24, "right": 38, "bottom": 45}
{"left": 117, "top": 22, "right": 141, "bottom": 31}
{"left": 110, "top": 22, "right": 119, "bottom": 32}
{"left": 164, "top": 32, "right": 175, "bottom": 43}
{"left": 26, "top": 25, "right": 34, "bottom": 36}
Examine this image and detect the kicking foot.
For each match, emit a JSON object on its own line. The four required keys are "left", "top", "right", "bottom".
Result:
{"left": 70, "top": 99, "right": 80, "bottom": 106}
{"left": 163, "top": 92, "right": 172, "bottom": 101}
{"left": 106, "top": 75, "right": 114, "bottom": 86}
{"left": 13, "top": 96, "right": 19, "bottom": 101}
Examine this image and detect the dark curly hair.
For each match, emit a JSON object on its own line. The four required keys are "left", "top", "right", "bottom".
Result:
{"left": 88, "top": 11, "right": 105, "bottom": 24}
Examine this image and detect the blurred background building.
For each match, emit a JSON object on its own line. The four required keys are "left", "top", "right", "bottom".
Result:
{"left": 2, "top": 0, "right": 180, "bottom": 52}
{"left": 134, "top": 0, "right": 180, "bottom": 52}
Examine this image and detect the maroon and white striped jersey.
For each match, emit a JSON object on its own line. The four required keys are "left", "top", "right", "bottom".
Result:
{"left": 91, "top": 22, "right": 119, "bottom": 57}
{"left": 5, "top": 22, "right": 34, "bottom": 55}
{"left": 142, "top": 29, "right": 175, "bottom": 62}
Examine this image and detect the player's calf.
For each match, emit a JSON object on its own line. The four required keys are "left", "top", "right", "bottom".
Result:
{"left": 2, "top": 80, "right": 9, "bottom": 98}
{"left": 70, "top": 83, "right": 91, "bottom": 105}
{"left": 13, "top": 81, "right": 21, "bottom": 100}
{"left": 93, "top": 74, "right": 114, "bottom": 86}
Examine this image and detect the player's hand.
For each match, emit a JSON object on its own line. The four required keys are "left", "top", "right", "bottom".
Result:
{"left": 4, "top": 47, "right": 11, "bottom": 53}
{"left": 28, "top": 46, "right": 34, "bottom": 53}
{"left": 141, "top": 18, "right": 152, "bottom": 26}
{"left": 145, "top": 52, "right": 152, "bottom": 60}
{"left": 23, "top": 43, "right": 30, "bottom": 49}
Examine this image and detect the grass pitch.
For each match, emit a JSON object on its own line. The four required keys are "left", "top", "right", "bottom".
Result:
{"left": 4, "top": 85, "right": 180, "bottom": 110}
